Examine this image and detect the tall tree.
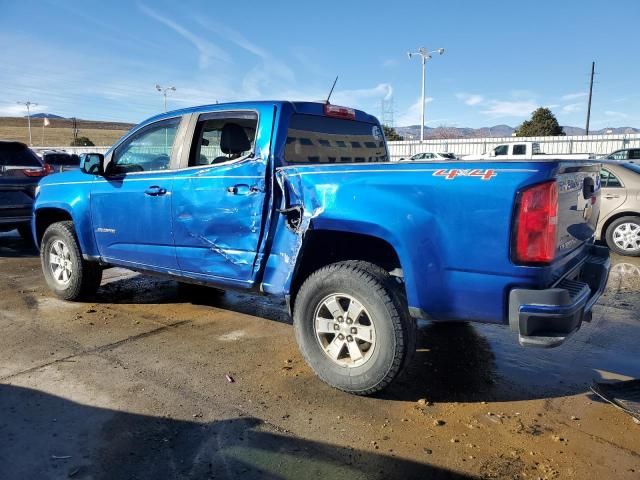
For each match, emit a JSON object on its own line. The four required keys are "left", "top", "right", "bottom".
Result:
{"left": 383, "top": 125, "right": 403, "bottom": 141}
{"left": 515, "top": 108, "right": 565, "bottom": 136}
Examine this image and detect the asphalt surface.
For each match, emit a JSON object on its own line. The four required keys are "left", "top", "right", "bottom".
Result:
{"left": 0, "top": 231, "right": 638, "bottom": 479}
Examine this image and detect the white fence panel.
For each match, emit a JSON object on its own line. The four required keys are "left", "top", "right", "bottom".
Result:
{"left": 386, "top": 133, "right": 640, "bottom": 161}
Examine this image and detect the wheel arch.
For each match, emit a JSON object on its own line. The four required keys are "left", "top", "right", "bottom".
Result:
{"left": 287, "top": 228, "right": 405, "bottom": 311}
{"left": 34, "top": 207, "right": 73, "bottom": 247}
{"left": 600, "top": 211, "right": 640, "bottom": 240}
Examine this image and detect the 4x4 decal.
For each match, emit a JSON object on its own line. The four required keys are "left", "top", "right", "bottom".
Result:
{"left": 433, "top": 169, "right": 497, "bottom": 180}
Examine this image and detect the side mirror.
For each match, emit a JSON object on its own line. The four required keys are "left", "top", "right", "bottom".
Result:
{"left": 80, "top": 153, "right": 105, "bottom": 175}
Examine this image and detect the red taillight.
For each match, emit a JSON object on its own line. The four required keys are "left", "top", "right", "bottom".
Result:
{"left": 23, "top": 167, "right": 48, "bottom": 177}
{"left": 324, "top": 103, "right": 356, "bottom": 120}
{"left": 513, "top": 180, "right": 558, "bottom": 264}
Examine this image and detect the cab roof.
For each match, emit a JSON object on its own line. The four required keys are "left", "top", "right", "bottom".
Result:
{"left": 140, "top": 101, "right": 379, "bottom": 129}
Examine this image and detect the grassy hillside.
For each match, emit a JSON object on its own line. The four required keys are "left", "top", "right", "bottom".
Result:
{"left": 0, "top": 117, "right": 134, "bottom": 146}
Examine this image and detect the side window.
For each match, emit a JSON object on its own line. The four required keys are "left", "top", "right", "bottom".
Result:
{"left": 610, "top": 150, "right": 629, "bottom": 160}
{"left": 494, "top": 145, "right": 508, "bottom": 155}
{"left": 629, "top": 149, "right": 640, "bottom": 160}
{"left": 600, "top": 169, "right": 623, "bottom": 188}
{"left": 512, "top": 144, "right": 526, "bottom": 155}
{"left": 110, "top": 117, "right": 181, "bottom": 174}
{"left": 189, "top": 112, "right": 258, "bottom": 167}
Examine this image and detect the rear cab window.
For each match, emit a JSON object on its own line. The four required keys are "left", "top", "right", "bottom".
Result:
{"left": 0, "top": 143, "right": 42, "bottom": 168}
{"left": 284, "top": 114, "right": 388, "bottom": 165}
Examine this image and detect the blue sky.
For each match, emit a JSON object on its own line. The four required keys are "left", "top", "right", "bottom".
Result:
{"left": 1, "top": 0, "right": 639, "bottom": 128}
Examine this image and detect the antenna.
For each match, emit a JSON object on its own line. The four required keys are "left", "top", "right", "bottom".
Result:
{"left": 326, "top": 76, "right": 338, "bottom": 104}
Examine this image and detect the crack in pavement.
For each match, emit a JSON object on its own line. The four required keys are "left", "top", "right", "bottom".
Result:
{"left": 0, "top": 319, "right": 191, "bottom": 382}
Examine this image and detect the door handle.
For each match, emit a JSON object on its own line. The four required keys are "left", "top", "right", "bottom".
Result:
{"left": 144, "top": 185, "right": 167, "bottom": 196}
{"left": 227, "top": 184, "right": 261, "bottom": 195}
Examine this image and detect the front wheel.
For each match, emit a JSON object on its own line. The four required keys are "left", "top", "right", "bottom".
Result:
{"left": 41, "top": 221, "right": 102, "bottom": 300}
{"left": 605, "top": 216, "right": 640, "bottom": 256}
{"left": 293, "top": 261, "right": 415, "bottom": 395}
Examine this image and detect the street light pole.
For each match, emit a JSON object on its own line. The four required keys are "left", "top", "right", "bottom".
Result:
{"left": 155, "top": 84, "right": 176, "bottom": 112}
{"left": 407, "top": 47, "right": 444, "bottom": 142}
{"left": 17, "top": 101, "right": 38, "bottom": 146}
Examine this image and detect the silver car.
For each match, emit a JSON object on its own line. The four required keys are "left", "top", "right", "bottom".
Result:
{"left": 598, "top": 161, "right": 640, "bottom": 256}
{"left": 602, "top": 148, "right": 640, "bottom": 161}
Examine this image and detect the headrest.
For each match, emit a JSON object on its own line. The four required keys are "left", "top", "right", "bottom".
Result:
{"left": 220, "top": 123, "right": 251, "bottom": 154}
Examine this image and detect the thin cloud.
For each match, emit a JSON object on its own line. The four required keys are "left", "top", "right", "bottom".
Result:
{"left": 138, "top": 4, "right": 230, "bottom": 68}
{"left": 0, "top": 103, "right": 48, "bottom": 116}
{"left": 604, "top": 110, "right": 629, "bottom": 118}
{"left": 481, "top": 100, "right": 537, "bottom": 117}
{"left": 193, "top": 18, "right": 295, "bottom": 83}
{"left": 396, "top": 97, "right": 434, "bottom": 126}
{"left": 456, "top": 93, "right": 484, "bottom": 106}
{"left": 562, "top": 92, "right": 587, "bottom": 101}
{"left": 333, "top": 83, "right": 394, "bottom": 104}
{"left": 562, "top": 103, "right": 583, "bottom": 113}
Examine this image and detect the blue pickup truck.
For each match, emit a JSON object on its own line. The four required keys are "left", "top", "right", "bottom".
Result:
{"left": 33, "top": 101, "right": 610, "bottom": 395}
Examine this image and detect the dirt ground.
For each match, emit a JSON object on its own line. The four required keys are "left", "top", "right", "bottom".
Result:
{"left": 0, "top": 232, "right": 638, "bottom": 480}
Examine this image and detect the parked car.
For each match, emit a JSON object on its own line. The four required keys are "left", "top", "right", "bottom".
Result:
{"left": 0, "top": 141, "right": 50, "bottom": 241}
{"left": 601, "top": 148, "right": 640, "bottom": 162}
{"left": 466, "top": 142, "right": 594, "bottom": 160}
{"left": 400, "top": 152, "right": 457, "bottom": 161}
{"left": 40, "top": 150, "right": 81, "bottom": 173}
{"left": 598, "top": 161, "right": 640, "bottom": 256}
{"left": 32, "top": 101, "right": 609, "bottom": 395}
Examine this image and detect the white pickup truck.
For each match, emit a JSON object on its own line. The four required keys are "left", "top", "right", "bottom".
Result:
{"left": 466, "top": 142, "right": 594, "bottom": 160}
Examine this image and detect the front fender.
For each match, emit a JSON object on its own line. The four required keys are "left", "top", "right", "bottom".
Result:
{"left": 34, "top": 174, "right": 98, "bottom": 257}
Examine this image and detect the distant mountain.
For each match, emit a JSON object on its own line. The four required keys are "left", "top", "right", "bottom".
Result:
{"left": 30, "top": 113, "right": 65, "bottom": 119}
{"left": 395, "top": 124, "right": 640, "bottom": 140}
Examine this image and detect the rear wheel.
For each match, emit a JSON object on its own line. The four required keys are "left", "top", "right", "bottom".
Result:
{"left": 41, "top": 221, "right": 102, "bottom": 300}
{"left": 606, "top": 216, "right": 640, "bottom": 256}
{"left": 293, "top": 261, "right": 415, "bottom": 395}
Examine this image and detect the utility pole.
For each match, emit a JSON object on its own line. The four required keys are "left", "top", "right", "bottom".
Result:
{"left": 407, "top": 47, "right": 445, "bottom": 142}
{"left": 585, "top": 61, "right": 595, "bottom": 135}
{"left": 155, "top": 84, "right": 176, "bottom": 112}
{"left": 16, "top": 101, "right": 38, "bottom": 146}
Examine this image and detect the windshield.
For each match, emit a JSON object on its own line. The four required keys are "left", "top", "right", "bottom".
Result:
{"left": 285, "top": 114, "right": 388, "bottom": 164}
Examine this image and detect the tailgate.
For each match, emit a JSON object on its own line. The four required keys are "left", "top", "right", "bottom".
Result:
{"left": 555, "top": 163, "right": 601, "bottom": 256}
{"left": 0, "top": 171, "right": 38, "bottom": 211}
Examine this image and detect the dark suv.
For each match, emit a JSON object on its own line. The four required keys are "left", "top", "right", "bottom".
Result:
{"left": 0, "top": 141, "right": 50, "bottom": 241}
{"left": 41, "top": 150, "right": 81, "bottom": 173}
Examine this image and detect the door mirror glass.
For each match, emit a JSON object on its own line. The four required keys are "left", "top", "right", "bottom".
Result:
{"left": 80, "top": 153, "right": 105, "bottom": 175}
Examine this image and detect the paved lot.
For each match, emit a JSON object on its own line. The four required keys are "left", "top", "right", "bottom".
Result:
{"left": 0, "top": 232, "right": 639, "bottom": 479}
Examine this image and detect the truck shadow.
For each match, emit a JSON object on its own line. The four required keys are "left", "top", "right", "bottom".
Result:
{"left": 91, "top": 263, "right": 640, "bottom": 406}
{"left": 0, "top": 384, "right": 473, "bottom": 480}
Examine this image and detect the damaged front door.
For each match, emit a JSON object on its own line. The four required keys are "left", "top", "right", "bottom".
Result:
{"left": 171, "top": 110, "right": 270, "bottom": 286}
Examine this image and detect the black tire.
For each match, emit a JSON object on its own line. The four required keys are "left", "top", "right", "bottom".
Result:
{"left": 293, "top": 261, "right": 416, "bottom": 395}
{"left": 17, "top": 223, "right": 34, "bottom": 244}
{"left": 40, "top": 221, "right": 102, "bottom": 300}
{"left": 605, "top": 216, "right": 640, "bottom": 257}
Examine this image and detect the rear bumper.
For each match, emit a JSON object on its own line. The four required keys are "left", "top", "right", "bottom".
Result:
{"left": 508, "top": 244, "right": 610, "bottom": 348}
